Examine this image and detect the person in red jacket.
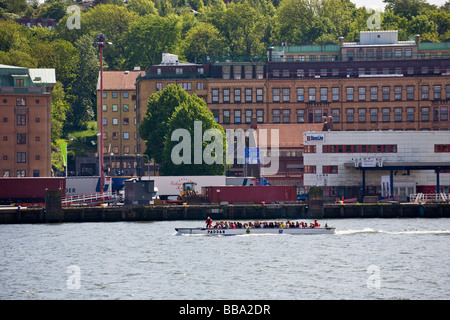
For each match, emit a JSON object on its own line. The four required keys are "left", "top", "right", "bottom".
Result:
{"left": 205, "top": 217, "right": 213, "bottom": 228}
{"left": 314, "top": 219, "right": 320, "bottom": 227}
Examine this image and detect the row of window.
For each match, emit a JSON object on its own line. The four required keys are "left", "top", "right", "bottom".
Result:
{"left": 102, "top": 92, "right": 134, "bottom": 99}
{"left": 321, "top": 145, "right": 398, "bottom": 153}
{"left": 270, "top": 65, "right": 450, "bottom": 78}
{"left": 102, "top": 118, "right": 136, "bottom": 126}
{"left": 1, "top": 152, "right": 41, "bottom": 163}
{"left": 3, "top": 115, "right": 41, "bottom": 126}
{"left": 435, "top": 144, "right": 450, "bottom": 152}
{"left": 156, "top": 82, "right": 204, "bottom": 91}
{"left": 102, "top": 146, "right": 138, "bottom": 155}
{"left": 305, "top": 165, "right": 340, "bottom": 174}
{"left": 102, "top": 104, "right": 136, "bottom": 112}
{"left": 2, "top": 133, "right": 41, "bottom": 143}
{"left": 212, "top": 106, "right": 449, "bottom": 124}
{"left": 103, "top": 131, "right": 137, "bottom": 140}
{"left": 3, "top": 170, "right": 41, "bottom": 177}
{"left": 210, "top": 85, "right": 450, "bottom": 104}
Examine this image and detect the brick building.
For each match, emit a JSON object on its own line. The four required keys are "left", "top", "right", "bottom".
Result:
{"left": 0, "top": 64, "right": 55, "bottom": 177}
{"left": 98, "top": 31, "right": 450, "bottom": 183}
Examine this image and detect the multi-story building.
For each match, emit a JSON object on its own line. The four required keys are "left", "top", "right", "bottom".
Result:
{"left": 303, "top": 131, "right": 450, "bottom": 201}
{"left": 98, "top": 30, "right": 450, "bottom": 184}
{"left": 0, "top": 64, "right": 55, "bottom": 177}
{"left": 96, "top": 69, "right": 144, "bottom": 176}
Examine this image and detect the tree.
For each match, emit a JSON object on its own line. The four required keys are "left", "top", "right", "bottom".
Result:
{"left": 127, "top": 0, "right": 158, "bottom": 16}
{"left": 123, "top": 14, "right": 181, "bottom": 69}
{"left": 383, "top": 0, "right": 435, "bottom": 20}
{"left": 181, "top": 23, "right": 228, "bottom": 62}
{"left": 161, "top": 95, "right": 226, "bottom": 176}
{"left": 139, "top": 84, "right": 194, "bottom": 164}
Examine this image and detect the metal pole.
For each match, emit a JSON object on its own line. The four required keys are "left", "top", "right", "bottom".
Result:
{"left": 99, "top": 44, "right": 104, "bottom": 193}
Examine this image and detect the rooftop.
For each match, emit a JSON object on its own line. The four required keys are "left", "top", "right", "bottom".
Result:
{"left": 96, "top": 70, "right": 145, "bottom": 91}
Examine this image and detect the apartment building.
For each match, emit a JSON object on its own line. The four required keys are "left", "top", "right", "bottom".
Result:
{"left": 0, "top": 64, "right": 55, "bottom": 177}
{"left": 96, "top": 69, "right": 144, "bottom": 176}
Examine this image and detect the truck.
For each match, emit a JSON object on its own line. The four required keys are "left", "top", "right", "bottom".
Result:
{"left": 65, "top": 176, "right": 112, "bottom": 196}
{"left": 202, "top": 185, "right": 297, "bottom": 204}
{"left": 0, "top": 177, "right": 66, "bottom": 205}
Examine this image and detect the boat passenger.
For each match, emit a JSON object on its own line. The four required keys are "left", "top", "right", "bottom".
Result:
{"left": 206, "top": 217, "right": 213, "bottom": 228}
{"left": 314, "top": 219, "right": 320, "bottom": 227}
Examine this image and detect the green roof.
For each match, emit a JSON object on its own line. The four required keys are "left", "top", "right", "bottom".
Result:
{"left": 273, "top": 44, "right": 340, "bottom": 54}
{"left": 418, "top": 42, "right": 450, "bottom": 51}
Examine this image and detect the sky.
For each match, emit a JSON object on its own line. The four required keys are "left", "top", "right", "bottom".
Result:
{"left": 351, "top": 0, "right": 447, "bottom": 10}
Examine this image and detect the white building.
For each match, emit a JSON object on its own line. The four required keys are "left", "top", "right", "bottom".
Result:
{"left": 303, "top": 131, "right": 450, "bottom": 201}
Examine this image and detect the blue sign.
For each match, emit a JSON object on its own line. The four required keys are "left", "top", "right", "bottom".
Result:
{"left": 245, "top": 147, "right": 260, "bottom": 164}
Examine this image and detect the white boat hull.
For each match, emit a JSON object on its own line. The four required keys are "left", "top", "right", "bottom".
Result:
{"left": 175, "top": 227, "right": 336, "bottom": 236}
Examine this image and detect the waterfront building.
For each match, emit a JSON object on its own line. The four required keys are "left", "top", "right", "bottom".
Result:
{"left": 97, "top": 30, "right": 450, "bottom": 183}
{"left": 0, "top": 64, "right": 55, "bottom": 177}
{"left": 303, "top": 131, "right": 450, "bottom": 201}
{"left": 96, "top": 69, "right": 144, "bottom": 176}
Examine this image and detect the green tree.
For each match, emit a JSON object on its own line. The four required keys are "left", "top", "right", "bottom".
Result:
{"left": 123, "top": 14, "right": 182, "bottom": 69}
{"left": 161, "top": 96, "right": 226, "bottom": 176}
{"left": 181, "top": 23, "right": 228, "bottom": 62}
{"left": 127, "top": 0, "right": 159, "bottom": 16}
{"left": 139, "top": 84, "right": 194, "bottom": 164}
{"left": 50, "top": 81, "right": 70, "bottom": 143}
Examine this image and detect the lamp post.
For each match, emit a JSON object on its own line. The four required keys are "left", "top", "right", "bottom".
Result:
{"left": 92, "top": 34, "right": 112, "bottom": 193}
{"left": 138, "top": 154, "right": 150, "bottom": 180}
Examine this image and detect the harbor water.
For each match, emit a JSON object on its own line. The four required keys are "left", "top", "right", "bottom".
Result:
{"left": 0, "top": 218, "right": 449, "bottom": 300}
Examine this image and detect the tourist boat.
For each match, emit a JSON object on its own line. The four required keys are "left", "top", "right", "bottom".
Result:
{"left": 175, "top": 226, "right": 336, "bottom": 236}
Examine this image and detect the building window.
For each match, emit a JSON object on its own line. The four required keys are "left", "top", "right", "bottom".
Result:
{"left": 332, "top": 109, "right": 340, "bottom": 123}
{"left": 256, "top": 109, "right": 264, "bottom": 123}
{"left": 435, "top": 144, "right": 450, "bottom": 152}
{"left": 112, "top": 104, "right": 118, "bottom": 112}
{"left": 282, "top": 69, "right": 289, "bottom": 77}
{"left": 123, "top": 118, "right": 129, "bottom": 125}
{"left": 370, "top": 87, "right": 378, "bottom": 101}
{"left": 112, "top": 118, "right": 118, "bottom": 125}
{"left": 103, "top": 118, "right": 107, "bottom": 126}
{"left": 382, "top": 86, "right": 390, "bottom": 100}
{"left": 103, "top": 104, "right": 107, "bottom": 112}
{"left": 358, "top": 87, "right": 366, "bottom": 101}
{"left": 256, "top": 66, "right": 264, "bottom": 79}
{"left": 406, "top": 86, "right": 415, "bottom": 100}
{"left": 320, "top": 87, "right": 328, "bottom": 102}
{"left": 382, "top": 108, "right": 390, "bottom": 122}
{"left": 433, "top": 106, "right": 448, "bottom": 121}
{"left": 176, "top": 68, "right": 183, "bottom": 75}
{"left": 123, "top": 104, "right": 129, "bottom": 112}
{"left": 323, "top": 166, "right": 338, "bottom": 174}
{"left": 17, "top": 133, "right": 26, "bottom": 144}
{"left": 16, "top": 170, "right": 26, "bottom": 177}
{"left": 222, "top": 66, "right": 230, "bottom": 79}
{"left": 406, "top": 107, "right": 415, "bottom": 122}
{"left": 212, "top": 110, "right": 219, "bottom": 123}
{"left": 433, "top": 85, "right": 442, "bottom": 100}
{"left": 156, "top": 83, "right": 163, "bottom": 91}
{"left": 304, "top": 165, "right": 316, "bottom": 174}
{"left": 421, "top": 85, "right": 429, "bottom": 100}
{"left": 323, "top": 145, "right": 397, "bottom": 153}
{"left": 103, "top": 92, "right": 107, "bottom": 98}
{"left": 123, "top": 132, "right": 129, "bottom": 140}
{"left": 112, "top": 92, "right": 118, "bottom": 98}
{"left": 273, "top": 88, "right": 280, "bottom": 102}
{"left": 308, "top": 109, "right": 328, "bottom": 123}
{"left": 245, "top": 110, "right": 252, "bottom": 123}
{"left": 223, "top": 110, "right": 230, "bottom": 124}
{"left": 223, "top": 89, "right": 230, "bottom": 103}
{"left": 16, "top": 152, "right": 26, "bottom": 163}
{"left": 394, "top": 108, "right": 402, "bottom": 122}
{"left": 394, "top": 86, "right": 402, "bottom": 100}
{"left": 3, "top": 170, "right": 10, "bottom": 177}
{"left": 234, "top": 89, "right": 241, "bottom": 103}
{"left": 297, "top": 88, "right": 304, "bottom": 102}
{"left": 297, "top": 109, "right": 305, "bottom": 123}
{"left": 212, "top": 89, "right": 219, "bottom": 103}
{"left": 421, "top": 107, "right": 430, "bottom": 122}
{"left": 370, "top": 108, "right": 378, "bottom": 122}
{"left": 273, "top": 109, "right": 280, "bottom": 123}
{"left": 123, "top": 92, "right": 129, "bottom": 98}
{"left": 282, "top": 109, "right": 290, "bottom": 123}
{"left": 304, "top": 145, "right": 316, "bottom": 153}
{"left": 332, "top": 87, "right": 339, "bottom": 101}
{"left": 346, "top": 109, "right": 354, "bottom": 123}
{"left": 282, "top": 88, "right": 290, "bottom": 102}
{"left": 16, "top": 98, "right": 26, "bottom": 106}
{"left": 346, "top": 87, "right": 354, "bottom": 101}
{"left": 358, "top": 109, "right": 366, "bottom": 123}
{"left": 245, "top": 89, "right": 252, "bottom": 102}
{"left": 234, "top": 67, "right": 241, "bottom": 79}
{"left": 16, "top": 114, "right": 26, "bottom": 126}
{"left": 256, "top": 88, "right": 263, "bottom": 102}
{"left": 197, "top": 82, "right": 204, "bottom": 90}
{"left": 123, "top": 146, "right": 130, "bottom": 154}
{"left": 308, "top": 88, "right": 316, "bottom": 102}
{"left": 297, "top": 69, "right": 304, "bottom": 77}
{"left": 234, "top": 110, "right": 241, "bottom": 123}
{"left": 112, "top": 132, "right": 119, "bottom": 140}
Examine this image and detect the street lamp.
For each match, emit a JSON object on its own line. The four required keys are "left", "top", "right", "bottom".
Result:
{"left": 92, "top": 34, "right": 112, "bottom": 193}
{"left": 138, "top": 154, "right": 150, "bottom": 180}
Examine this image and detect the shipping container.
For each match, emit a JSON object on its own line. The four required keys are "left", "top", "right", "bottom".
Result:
{"left": 0, "top": 177, "right": 66, "bottom": 204}
{"left": 202, "top": 185, "right": 296, "bottom": 204}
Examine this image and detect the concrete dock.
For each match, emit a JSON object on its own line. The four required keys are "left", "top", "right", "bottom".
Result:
{"left": 0, "top": 202, "right": 449, "bottom": 224}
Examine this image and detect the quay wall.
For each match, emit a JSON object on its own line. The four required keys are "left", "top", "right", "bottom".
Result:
{"left": 0, "top": 203, "right": 449, "bottom": 224}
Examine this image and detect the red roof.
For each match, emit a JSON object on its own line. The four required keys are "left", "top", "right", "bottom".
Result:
{"left": 96, "top": 70, "right": 145, "bottom": 91}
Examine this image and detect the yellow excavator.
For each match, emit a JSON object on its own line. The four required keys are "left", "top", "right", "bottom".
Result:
{"left": 180, "top": 181, "right": 204, "bottom": 204}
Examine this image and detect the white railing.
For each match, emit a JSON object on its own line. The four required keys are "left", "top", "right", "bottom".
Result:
{"left": 410, "top": 193, "right": 449, "bottom": 203}
{"left": 62, "top": 191, "right": 120, "bottom": 206}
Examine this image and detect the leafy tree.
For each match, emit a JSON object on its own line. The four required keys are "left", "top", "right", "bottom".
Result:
{"left": 0, "top": 20, "right": 31, "bottom": 52}
{"left": 127, "top": 0, "right": 159, "bottom": 16}
{"left": 139, "top": 84, "right": 194, "bottom": 164}
{"left": 181, "top": 23, "right": 228, "bottom": 62}
{"left": 123, "top": 14, "right": 182, "bottom": 69}
{"left": 50, "top": 81, "right": 70, "bottom": 143}
{"left": 383, "top": 0, "right": 435, "bottom": 19}
{"left": 161, "top": 95, "right": 226, "bottom": 176}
